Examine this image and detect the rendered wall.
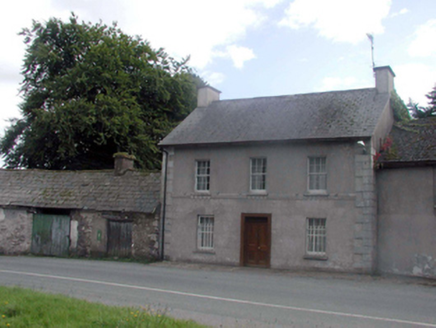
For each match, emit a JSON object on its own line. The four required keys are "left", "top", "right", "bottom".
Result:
{"left": 0, "top": 208, "right": 159, "bottom": 260}
{"left": 73, "top": 210, "right": 159, "bottom": 259}
{"left": 0, "top": 208, "right": 32, "bottom": 254}
{"left": 164, "top": 141, "right": 376, "bottom": 272}
{"left": 377, "top": 167, "right": 436, "bottom": 278}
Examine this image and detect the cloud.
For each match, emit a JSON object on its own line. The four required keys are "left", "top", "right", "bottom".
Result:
{"left": 3, "top": 0, "right": 280, "bottom": 71}
{"left": 390, "top": 8, "right": 409, "bottom": 18}
{"left": 225, "top": 45, "right": 256, "bottom": 69}
{"left": 395, "top": 63, "right": 436, "bottom": 106}
{"left": 408, "top": 20, "right": 436, "bottom": 58}
{"left": 279, "top": 0, "right": 391, "bottom": 44}
{"left": 120, "top": 0, "right": 280, "bottom": 68}
{"left": 202, "top": 71, "right": 226, "bottom": 86}
{"left": 0, "top": 84, "right": 21, "bottom": 136}
{"left": 318, "top": 76, "right": 358, "bottom": 91}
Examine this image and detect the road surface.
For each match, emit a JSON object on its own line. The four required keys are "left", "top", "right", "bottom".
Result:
{"left": 0, "top": 256, "right": 435, "bottom": 327}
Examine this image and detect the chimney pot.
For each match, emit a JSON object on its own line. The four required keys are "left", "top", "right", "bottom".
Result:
{"left": 113, "top": 153, "right": 135, "bottom": 176}
{"left": 197, "top": 86, "right": 221, "bottom": 107}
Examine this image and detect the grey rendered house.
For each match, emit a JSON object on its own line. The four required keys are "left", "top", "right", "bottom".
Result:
{"left": 159, "top": 66, "right": 396, "bottom": 274}
{"left": 0, "top": 155, "right": 161, "bottom": 259}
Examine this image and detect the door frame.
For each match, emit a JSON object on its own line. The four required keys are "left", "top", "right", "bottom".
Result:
{"left": 240, "top": 213, "right": 272, "bottom": 267}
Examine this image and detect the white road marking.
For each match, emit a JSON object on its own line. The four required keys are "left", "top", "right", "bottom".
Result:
{"left": 1, "top": 269, "right": 435, "bottom": 327}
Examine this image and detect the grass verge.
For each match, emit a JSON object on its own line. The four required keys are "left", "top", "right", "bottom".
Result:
{"left": 0, "top": 286, "right": 206, "bottom": 328}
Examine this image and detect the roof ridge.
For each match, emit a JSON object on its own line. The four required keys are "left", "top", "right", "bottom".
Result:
{"left": 218, "top": 87, "right": 375, "bottom": 103}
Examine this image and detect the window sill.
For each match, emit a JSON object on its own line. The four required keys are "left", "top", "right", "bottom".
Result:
{"left": 304, "top": 254, "right": 328, "bottom": 261}
{"left": 193, "top": 250, "right": 215, "bottom": 255}
{"left": 192, "top": 191, "right": 211, "bottom": 198}
{"left": 249, "top": 189, "right": 268, "bottom": 194}
{"left": 304, "top": 190, "right": 328, "bottom": 197}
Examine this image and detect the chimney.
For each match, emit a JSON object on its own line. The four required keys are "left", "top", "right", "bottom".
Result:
{"left": 197, "top": 86, "right": 221, "bottom": 107}
{"left": 113, "top": 153, "right": 135, "bottom": 176}
{"left": 374, "top": 66, "right": 395, "bottom": 94}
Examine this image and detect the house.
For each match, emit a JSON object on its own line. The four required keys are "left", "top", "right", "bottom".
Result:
{"left": 159, "top": 66, "right": 397, "bottom": 274}
{"left": 0, "top": 154, "right": 161, "bottom": 259}
{"left": 377, "top": 117, "right": 436, "bottom": 277}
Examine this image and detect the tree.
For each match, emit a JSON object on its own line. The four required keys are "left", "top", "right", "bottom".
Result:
{"left": 408, "top": 85, "right": 436, "bottom": 119}
{"left": 1, "top": 14, "right": 203, "bottom": 170}
{"left": 425, "top": 84, "right": 436, "bottom": 111}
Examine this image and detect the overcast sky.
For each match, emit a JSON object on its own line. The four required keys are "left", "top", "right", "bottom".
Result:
{"left": 1, "top": 0, "right": 435, "bottom": 149}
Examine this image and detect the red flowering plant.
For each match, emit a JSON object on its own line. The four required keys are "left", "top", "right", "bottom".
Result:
{"left": 373, "top": 136, "right": 393, "bottom": 168}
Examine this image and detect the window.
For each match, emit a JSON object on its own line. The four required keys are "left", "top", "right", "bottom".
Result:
{"left": 308, "top": 157, "right": 327, "bottom": 191}
{"left": 250, "top": 158, "right": 267, "bottom": 191}
{"left": 195, "top": 160, "right": 210, "bottom": 191}
{"left": 306, "top": 218, "right": 326, "bottom": 255}
{"left": 197, "top": 216, "right": 214, "bottom": 250}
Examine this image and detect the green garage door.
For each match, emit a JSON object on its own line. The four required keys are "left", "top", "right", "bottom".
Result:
{"left": 31, "top": 214, "right": 70, "bottom": 256}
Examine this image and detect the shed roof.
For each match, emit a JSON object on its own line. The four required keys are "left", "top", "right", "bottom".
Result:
{"left": 160, "top": 88, "right": 390, "bottom": 146}
{"left": 381, "top": 117, "right": 436, "bottom": 165}
{"left": 0, "top": 169, "right": 161, "bottom": 213}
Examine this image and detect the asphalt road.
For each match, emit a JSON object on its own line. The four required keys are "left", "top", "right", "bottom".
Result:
{"left": 0, "top": 256, "right": 435, "bottom": 327}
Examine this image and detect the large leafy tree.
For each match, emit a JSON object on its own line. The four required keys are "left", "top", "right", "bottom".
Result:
{"left": 1, "top": 14, "right": 202, "bottom": 170}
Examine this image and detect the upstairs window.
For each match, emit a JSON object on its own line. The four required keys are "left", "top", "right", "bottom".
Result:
{"left": 306, "top": 218, "right": 326, "bottom": 255}
{"left": 308, "top": 157, "right": 327, "bottom": 192}
{"left": 197, "top": 215, "right": 214, "bottom": 250}
{"left": 250, "top": 158, "right": 267, "bottom": 191}
{"left": 195, "top": 160, "right": 210, "bottom": 191}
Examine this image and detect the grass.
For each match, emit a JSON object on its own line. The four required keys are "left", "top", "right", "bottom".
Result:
{"left": 0, "top": 286, "right": 206, "bottom": 328}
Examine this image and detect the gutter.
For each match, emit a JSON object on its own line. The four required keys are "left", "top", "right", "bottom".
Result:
{"left": 159, "top": 148, "right": 169, "bottom": 261}
{"left": 379, "top": 160, "right": 436, "bottom": 169}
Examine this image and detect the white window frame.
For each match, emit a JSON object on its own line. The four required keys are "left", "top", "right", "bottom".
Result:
{"left": 195, "top": 160, "right": 210, "bottom": 192}
{"left": 197, "top": 215, "right": 214, "bottom": 251}
{"left": 250, "top": 158, "right": 267, "bottom": 192}
{"left": 306, "top": 218, "right": 327, "bottom": 255}
{"left": 307, "top": 156, "right": 327, "bottom": 192}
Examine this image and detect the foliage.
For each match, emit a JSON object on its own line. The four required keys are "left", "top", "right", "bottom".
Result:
{"left": 407, "top": 85, "right": 436, "bottom": 118}
{"left": 1, "top": 14, "right": 203, "bottom": 170}
{"left": 425, "top": 84, "right": 436, "bottom": 111}
{"left": 0, "top": 286, "right": 206, "bottom": 327}
{"left": 390, "top": 91, "right": 410, "bottom": 122}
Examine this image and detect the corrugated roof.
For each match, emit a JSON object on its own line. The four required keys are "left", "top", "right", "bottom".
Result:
{"left": 381, "top": 117, "right": 436, "bottom": 164}
{"left": 160, "top": 88, "right": 390, "bottom": 146}
{"left": 0, "top": 169, "right": 161, "bottom": 213}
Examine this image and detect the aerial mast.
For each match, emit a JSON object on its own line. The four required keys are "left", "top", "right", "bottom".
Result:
{"left": 366, "top": 33, "right": 375, "bottom": 69}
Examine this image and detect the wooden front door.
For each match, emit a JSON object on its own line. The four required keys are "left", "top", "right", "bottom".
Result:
{"left": 241, "top": 214, "right": 271, "bottom": 267}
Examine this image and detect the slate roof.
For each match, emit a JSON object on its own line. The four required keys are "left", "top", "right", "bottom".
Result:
{"left": 160, "top": 88, "right": 390, "bottom": 146}
{"left": 381, "top": 117, "right": 436, "bottom": 165}
{"left": 0, "top": 169, "right": 161, "bottom": 213}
